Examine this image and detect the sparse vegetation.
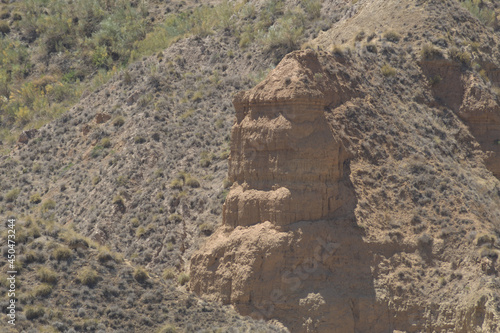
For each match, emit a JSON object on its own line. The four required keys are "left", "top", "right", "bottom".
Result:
{"left": 461, "top": 0, "right": 495, "bottom": 26}
{"left": 5, "top": 188, "right": 20, "bottom": 202}
{"left": 384, "top": 30, "right": 400, "bottom": 43}
{"left": 113, "top": 116, "right": 125, "bottom": 127}
{"left": 168, "top": 213, "right": 182, "bottom": 223}
{"left": 52, "top": 246, "right": 72, "bottom": 261}
{"left": 77, "top": 267, "right": 99, "bottom": 287}
{"left": 37, "top": 267, "right": 58, "bottom": 284}
{"left": 33, "top": 283, "right": 53, "bottom": 297}
{"left": 163, "top": 267, "right": 176, "bottom": 280}
{"left": 2, "top": 0, "right": 500, "bottom": 331}
{"left": 178, "top": 272, "right": 190, "bottom": 286}
{"left": 25, "top": 306, "right": 45, "bottom": 320}
{"left": 381, "top": 64, "right": 397, "bottom": 77}
{"left": 158, "top": 324, "right": 178, "bottom": 333}
{"left": 448, "top": 47, "right": 472, "bottom": 67}
{"left": 134, "top": 267, "right": 148, "bottom": 283}
{"left": 421, "top": 43, "right": 443, "bottom": 60}
{"left": 30, "top": 192, "right": 42, "bottom": 204}
{"left": 41, "top": 199, "right": 56, "bottom": 212}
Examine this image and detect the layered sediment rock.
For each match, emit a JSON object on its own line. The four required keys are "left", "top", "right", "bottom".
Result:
{"left": 190, "top": 50, "right": 378, "bottom": 332}
{"left": 224, "top": 61, "right": 356, "bottom": 227}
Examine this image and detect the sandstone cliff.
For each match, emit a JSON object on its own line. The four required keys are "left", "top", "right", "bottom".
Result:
{"left": 191, "top": 38, "right": 500, "bottom": 333}
{"left": 225, "top": 50, "right": 358, "bottom": 228}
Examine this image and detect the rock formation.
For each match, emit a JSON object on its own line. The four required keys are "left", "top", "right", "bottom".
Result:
{"left": 421, "top": 57, "right": 500, "bottom": 178}
{"left": 225, "top": 50, "right": 357, "bottom": 228}
{"left": 190, "top": 50, "right": 386, "bottom": 332}
{"left": 191, "top": 48, "right": 500, "bottom": 332}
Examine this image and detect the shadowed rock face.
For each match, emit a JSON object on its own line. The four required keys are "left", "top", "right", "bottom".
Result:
{"left": 421, "top": 58, "right": 500, "bottom": 178}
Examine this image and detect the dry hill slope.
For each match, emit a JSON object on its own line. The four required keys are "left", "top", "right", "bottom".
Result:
{"left": 1, "top": 0, "right": 500, "bottom": 332}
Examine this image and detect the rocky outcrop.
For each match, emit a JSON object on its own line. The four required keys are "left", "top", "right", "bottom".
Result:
{"left": 190, "top": 50, "right": 381, "bottom": 332}
{"left": 459, "top": 76, "right": 500, "bottom": 178}
{"left": 421, "top": 58, "right": 500, "bottom": 178}
{"left": 224, "top": 50, "right": 357, "bottom": 228}
{"left": 17, "top": 129, "right": 38, "bottom": 144}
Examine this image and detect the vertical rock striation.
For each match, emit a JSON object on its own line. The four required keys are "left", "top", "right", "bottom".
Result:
{"left": 224, "top": 53, "right": 356, "bottom": 228}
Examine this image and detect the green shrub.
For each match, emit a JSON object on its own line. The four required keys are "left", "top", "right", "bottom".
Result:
{"left": 90, "top": 144, "right": 104, "bottom": 158}
{"left": 384, "top": 30, "right": 400, "bottom": 43}
{"left": 168, "top": 213, "right": 182, "bottom": 223}
{"left": 37, "top": 267, "right": 57, "bottom": 284}
{"left": 25, "top": 306, "right": 45, "bottom": 320}
{"left": 421, "top": 44, "right": 443, "bottom": 60}
{"left": 113, "top": 116, "right": 125, "bottom": 127}
{"left": 130, "top": 217, "right": 140, "bottom": 227}
{"left": 136, "top": 226, "right": 146, "bottom": 238}
{"left": 381, "top": 64, "right": 397, "bottom": 77}
{"left": 163, "top": 267, "right": 176, "bottom": 280}
{"left": 101, "top": 137, "right": 111, "bottom": 148}
{"left": 263, "top": 16, "right": 304, "bottom": 52}
{"left": 0, "top": 20, "right": 10, "bottom": 35}
{"left": 134, "top": 267, "right": 148, "bottom": 283}
{"left": 158, "top": 324, "right": 178, "bottom": 333}
{"left": 134, "top": 136, "right": 146, "bottom": 144}
{"left": 199, "top": 222, "right": 214, "bottom": 236}
{"left": 191, "top": 90, "right": 203, "bottom": 102}
{"left": 97, "top": 249, "right": 114, "bottom": 263}
{"left": 116, "top": 175, "right": 128, "bottom": 186}
{"left": 92, "top": 176, "right": 101, "bottom": 185}
{"left": 92, "top": 45, "right": 109, "bottom": 68}
{"left": 33, "top": 283, "right": 53, "bottom": 297}
{"left": 112, "top": 195, "right": 124, "bottom": 205}
{"left": 0, "top": 10, "right": 10, "bottom": 20}
{"left": 24, "top": 250, "right": 43, "bottom": 264}
{"left": 29, "top": 192, "right": 42, "bottom": 204}
{"left": 303, "top": 0, "right": 322, "bottom": 19}
{"left": 41, "top": 199, "right": 56, "bottom": 212}
{"left": 5, "top": 188, "right": 20, "bottom": 202}
{"left": 178, "top": 272, "right": 190, "bottom": 286}
{"left": 52, "top": 246, "right": 72, "bottom": 261}
{"left": 170, "top": 178, "right": 183, "bottom": 190}
{"left": 448, "top": 47, "right": 471, "bottom": 67}
{"left": 461, "top": 0, "right": 495, "bottom": 26}
{"left": 68, "top": 236, "right": 89, "bottom": 250}
{"left": 185, "top": 176, "right": 200, "bottom": 188}
{"left": 199, "top": 151, "right": 214, "bottom": 167}
{"left": 77, "top": 267, "right": 99, "bottom": 287}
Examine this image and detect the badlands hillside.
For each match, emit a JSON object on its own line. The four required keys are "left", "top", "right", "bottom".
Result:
{"left": 1, "top": 0, "right": 500, "bottom": 332}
